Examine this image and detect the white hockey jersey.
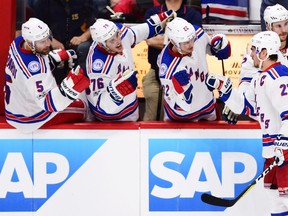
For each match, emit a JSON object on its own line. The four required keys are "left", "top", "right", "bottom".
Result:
{"left": 5, "top": 36, "right": 77, "bottom": 133}
{"left": 86, "top": 23, "right": 152, "bottom": 121}
{"left": 158, "top": 25, "right": 217, "bottom": 121}
{"left": 239, "top": 46, "right": 288, "bottom": 90}
{"left": 237, "top": 45, "right": 288, "bottom": 120}
{"left": 223, "top": 63, "right": 288, "bottom": 158}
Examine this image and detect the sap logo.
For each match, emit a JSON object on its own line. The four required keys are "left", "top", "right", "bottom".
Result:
{"left": 148, "top": 138, "right": 263, "bottom": 211}
{"left": 150, "top": 152, "right": 256, "bottom": 198}
{"left": 0, "top": 138, "right": 105, "bottom": 212}
{"left": 0, "top": 152, "right": 69, "bottom": 199}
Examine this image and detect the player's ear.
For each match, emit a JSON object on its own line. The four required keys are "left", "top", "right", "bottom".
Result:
{"left": 261, "top": 49, "right": 268, "bottom": 59}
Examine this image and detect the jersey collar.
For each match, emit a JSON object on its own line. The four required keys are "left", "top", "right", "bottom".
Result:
{"left": 261, "top": 62, "right": 281, "bottom": 72}
{"left": 97, "top": 44, "right": 119, "bottom": 56}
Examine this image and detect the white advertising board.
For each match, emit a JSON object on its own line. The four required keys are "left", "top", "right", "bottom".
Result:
{"left": 0, "top": 127, "right": 271, "bottom": 216}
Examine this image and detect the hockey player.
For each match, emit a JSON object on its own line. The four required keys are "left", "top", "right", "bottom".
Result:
{"left": 222, "top": 3, "right": 288, "bottom": 124}
{"left": 86, "top": 10, "right": 176, "bottom": 121}
{"left": 5, "top": 18, "right": 90, "bottom": 133}
{"left": 157, "top": 17, "right": 231, "bottom": 121}
{"left": 206, "top": 31, "right": 288, "bottom": 215}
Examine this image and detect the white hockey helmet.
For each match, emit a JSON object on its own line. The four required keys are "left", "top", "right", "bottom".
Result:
{"left": 22, "top": 17, "right": 51, "bottom": 50}
{"left": 264, "top": 4, "right": 288, "bottom": 29}
{"left": 251, "top": 31, "right": 280, "bottom": 56}
{"left": 166, "top": 17, "right": 196, "bottom": 52}
{"left": 90, "top": 19, "right": 119, "bottom": 47}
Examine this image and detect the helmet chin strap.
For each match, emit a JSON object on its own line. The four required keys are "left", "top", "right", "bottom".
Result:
{"left": 172, "top": 40, "right": 184, "bottom": 55}
{"left": 177, "top": 47, "right": 183, "bottom": 55}
{"left": 256, "top": 53, "right": 268, "bottom": 70}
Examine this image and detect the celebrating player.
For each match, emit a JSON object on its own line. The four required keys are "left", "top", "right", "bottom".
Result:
{"left": 157, "top": 17, "right": 231, "bottom": 121}
{"left": 206, "top": 31, "right": 288, "bottom": 215}
{"left": 4, "top": 18, "right": 90, "bottom": 133}
{"left": 86, "top": 10, "right": 176, "bottom": 121}
{"left": 222, "top": 3, "right": 288, "bottom": 124}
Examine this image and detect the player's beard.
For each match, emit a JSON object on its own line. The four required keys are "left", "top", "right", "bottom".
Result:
{"left": 36, "top": 46, "right": 51, "bottom": 55}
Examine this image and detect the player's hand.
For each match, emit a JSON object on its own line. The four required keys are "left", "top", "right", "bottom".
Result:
{"left": 206, "top": 74, "right": 232, "bottom": 94}
{"left": 274, "top": 135, "right": 288, "bottom": 167}
{"left": 67, "top": 49, "right": 78, "bottom": 68}
{"left": 107, "top": 70, "right": 138, "bottom": 102}
{"left": 49, "top": 49, "right": 77, "bottom": 66}
{"left": 59, "top": 65, "right": 90, "bottom": 100}
{"left": 147, "top": 9, "right": 177, "bottom": 34}
{"left": 222, "top": 105, "right": 238, "bottom": 125}
{"left": 210, "top": 34, "right": 231, "bottom": 60}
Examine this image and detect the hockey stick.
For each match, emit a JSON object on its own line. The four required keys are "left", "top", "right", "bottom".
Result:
{"left": 221, "top": 59, "right": 225, "bottom": 76}
{"left": 201, "top": 160, "right": 277, "bottom": 207}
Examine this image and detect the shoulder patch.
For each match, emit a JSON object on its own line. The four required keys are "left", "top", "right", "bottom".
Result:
{"left": 92, "top": 59, "right": 104, "bottom": 71}
{"left": 28, "top": 61, "right": 40, "bottom": 73}
{"left": 159, "top": 63, "right": 168, "bottom": 77}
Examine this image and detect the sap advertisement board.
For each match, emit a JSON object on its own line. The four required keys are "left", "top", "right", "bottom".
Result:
{"left": 0, "top": 127, "right": 270, "bottom": 215}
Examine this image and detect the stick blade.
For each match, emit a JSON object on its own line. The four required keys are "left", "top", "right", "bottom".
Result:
{"left": 201, "top": 193, "right": 235, "bottom": 207}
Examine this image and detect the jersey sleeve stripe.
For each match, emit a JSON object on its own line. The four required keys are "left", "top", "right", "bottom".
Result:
{"left": 262, "top": 134, "right": 277, "bottom": 147}
{"left": 281, "top": 111, "right": 288, "bottom": 121}
{"left": 38, "top": 56, "right": 47, "bottom": 74}
{"left": 5, "top": 109, "right": 52, "bottom": 124}
{"left": 90, "top": 96, "right": 138, "bottom": 120}
{"left": 164, "top": 99, "right": 215, "bottom": 120}
{"left": 195, "top": 27, "right": 204, "bottom": 38}
{"left": 267, "top": 68, "right": 280, "bottom": 79}
{"left": 11, "top": 42, "right": 31, "bottom": 78}
{"left": 165, "top": 57, "right": 180, "bottom": 79}
{"left": 44, "top": 91, "right": 57, "bottom": 112}
{"left": 120, "top": 25, "right": 129, "bottom": 41}
{"left": 102, "top": 55, "right": 113, "bottom": 75}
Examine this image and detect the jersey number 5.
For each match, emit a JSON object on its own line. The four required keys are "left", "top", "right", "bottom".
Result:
{"left": 4, "top": 73, "right": 12, "bottom": 104}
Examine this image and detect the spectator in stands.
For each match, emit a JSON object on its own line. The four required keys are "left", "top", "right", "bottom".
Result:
{"left": 5, "top": 18, "right": 90, "bottom": 133}
{"left": 158, "top": 17, "right": 231, "bottom": 121}
{"left": 15, "top": 0, "right": 34, "bottom": 37}
{"left": 33, "top": 0, "right": 97, "bottom": 84}
{"left": 142, "top": 0, "right": 202, "bottom": 121}
{"left": 86, "top": 10, "right": 176, "bottom": 121}
{"left": 260, "top": 0, "right": 288, "bottom": 30}
{"left": 201, "top": 0, "right": 249, "bottom": 23}
{"left": 112, "top": 0, "right": 160, "bottom": 22}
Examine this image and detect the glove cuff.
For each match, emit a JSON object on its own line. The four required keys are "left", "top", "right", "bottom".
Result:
{"left": 107, "top": 81, "right": 124, "bottom": 102}
{"left": 60, "top": 79, "right": 79, "bottom": 100}
{"left": 275, "top": 136, "right": 288, "bottom": 150}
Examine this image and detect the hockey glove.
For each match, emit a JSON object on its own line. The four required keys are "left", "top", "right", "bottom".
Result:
{"left": 210, "top": 34, "right": 231, "bottom": 60}
{"left": 107, "top": 70, "right": 138, "bottom": 102}
{"left": 59, "top": 65, "right": 90, "bottom": 100}
{"left": 49, "top": 49, "right": 77, "bottom": 68}
{"left": 206, "top": 74, "right": 232, "bottom": 101}
{"left": 274, "top": 136, "right": 288, "bottom": 167}
{"left": 147, "top": 9, "right": 176, "bottom": 35}
{"left": 222, "top": 105, "right": 238, "bottom": 125}
{"left": 172, "top": 69, "right": 192, "bottom": 101}
{"left": 206, "top": 74, "right": 232, "bottom": 93}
